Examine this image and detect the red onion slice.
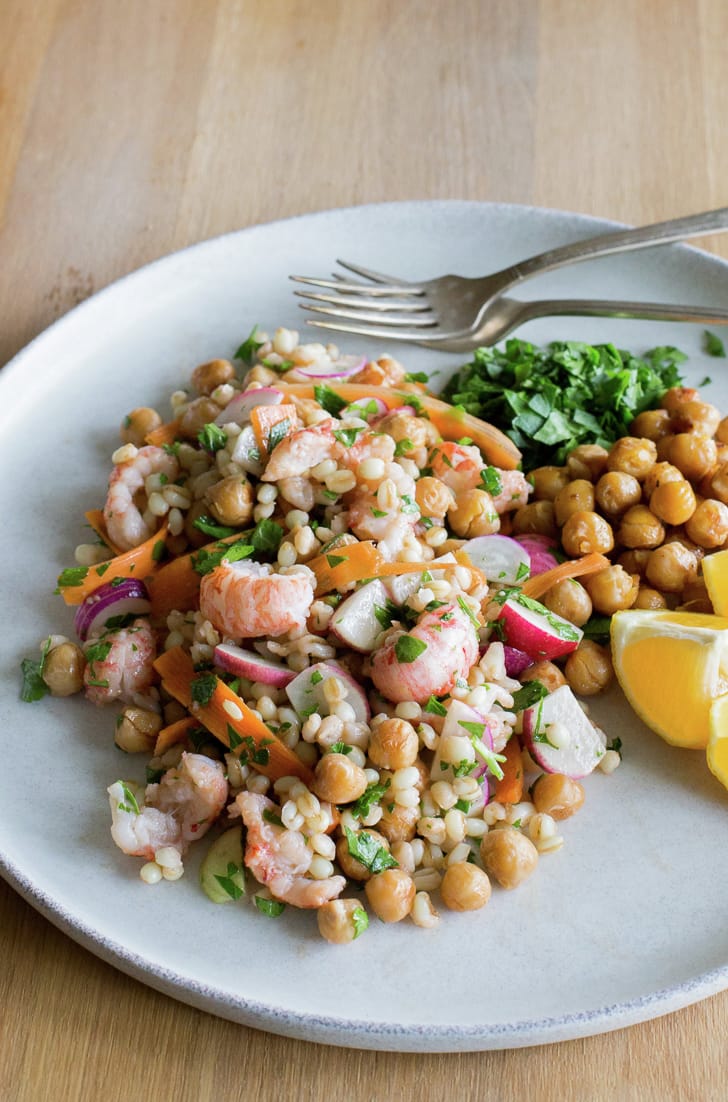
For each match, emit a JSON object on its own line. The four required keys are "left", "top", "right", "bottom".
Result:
{"left": 295, "top": 354, "right": 366, "bottom": 380}
{"left": 74, "top": 578, "right": 151, "bottom": 641}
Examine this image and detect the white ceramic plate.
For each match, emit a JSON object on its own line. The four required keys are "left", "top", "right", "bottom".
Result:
{"left": 2, "top": 201, "right": 728, "bottom": 1053}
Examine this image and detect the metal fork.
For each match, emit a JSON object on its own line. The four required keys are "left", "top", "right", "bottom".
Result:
{"left": 291, "top": 206, "right": 728, "bottom": 351}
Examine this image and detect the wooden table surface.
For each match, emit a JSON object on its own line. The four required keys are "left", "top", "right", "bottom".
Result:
{"left": 2, "top": 2, "right": 727, "bottom": 1098}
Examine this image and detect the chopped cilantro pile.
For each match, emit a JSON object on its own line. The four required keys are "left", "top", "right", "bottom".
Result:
{"left": 442, "top": 339, "right": 686, "bottom": 469}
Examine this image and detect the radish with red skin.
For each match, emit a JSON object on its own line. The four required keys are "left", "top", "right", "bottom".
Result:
{"left": 497, "top": 594, "right": 582, "bottom": 661}
{"left": 295, "top": 355, "right": 366, "bottom": 380}
{"left": 342, "top": 396, "right": 388, "bottom": 422}
{"left": 502, "top": 645, "right": 533, "bottom": 678}
{"left": 215, "top": 387, "right": 284, "bottom": 427}
{"left": 285, "top": 661, "right": 370, "bottom": 723}
{"left": 514, "top": 535, "right": 560, "bottom": 576}
{"left": 74, "top": 578, "right": 151, "bottom": 641}
{"left": 463, "top": 535, "right": 530, "bottom": 585}
{"left": 213, "top": 644, "right": 295, "bottom": 688}
{"left": 522, "top": 684, "right": 606, "bottom": 778}
{"left": 329, "top": 579, "right": 390, "bottom": 653}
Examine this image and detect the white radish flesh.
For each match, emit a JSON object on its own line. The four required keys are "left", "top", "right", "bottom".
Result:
{"left": 329, "top": 580, "right": 390, "bottom": 653}
{"left": 213, "top": 644, "right": 295, "bottom": 687}
{"left": 285, "top": 661, "right": 370, "bottom": 723}
{"left": 522, "top": 685, "right": 606, "bottom": 778}
{"left": 463, "top": 535, "right": 530, "bottom": 585}
{"left": 215, "top": 387, "right": 284, "bottom": 426}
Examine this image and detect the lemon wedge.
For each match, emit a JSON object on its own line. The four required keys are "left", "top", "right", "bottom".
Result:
{"left": 708, "top": 692, "right": 728, "bottom": 789}
{"left": 701, "top": 549, "right": 728, "bottom": 616}
{"left": 611, "top": 609, "right": 728, "bottom": 748}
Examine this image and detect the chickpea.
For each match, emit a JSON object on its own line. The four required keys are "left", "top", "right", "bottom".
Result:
{"left": 606, "top": 437, "right": 657, "bottom": 481}
{"left": 642, "top": 461, "right": 684, "bottom": 498}
{"left": 479, "top": 827, "right": 538, "bottom": 890}
{"left": 667, "top": 433, "right": 718, "bottom": 482}
{"left": 377, "top": 801, "right": 419, "bottom": 844}
{"left": 564, "top": 639, "right": 614, "bottom": 696}
{"left": 584, "top": 565, "right": 638, "bottom": 614}
{"left": 542, "top": 578, "right": 593, "bottom": 627}
{"left": 561, "top": 510, "right": 614, "bottom": 557}
{"left": 243, "top": 364, "right": 278, "bottom": 387}
{"left": 205, "top": 476, "right": 254, "bottom": 527}
{"left": 532, "top": 773, "right": 585, "bottom": 820}
{"left": 649, "top": 480, "right": 696, "bottom": 527}
{"left": 566, "top": 444, "right": 609, "bottom": 482}
{"left": 701, "top": 462, "right": 728, "bottom": 505}
{"left": 184, "top": 499, "right": 213, "bottom": 548}
{"left": 645, "top": 541, "right": 699, "bottom": 593}
{"left": 594, "top": 471, "right": 641, "bottom": 516}
{"left": 191, "top": 358, "right": 235, "bottom": 395}
{"left": 312, "top": 753, "right": 368, "bottom": 804}
{"left": 364, "top": 868, "right": 415, "bottom": 922}
{"left": 317, "top": 898, "right": 369, "bottom": 944}
{"left": 378, "top": 412, "right": 429, "bottom": 449}
{"left": 661, "top": 385, "right": 699, "bottom": 412}
{"left": 527, "top": 466, "right": 570, "bottom": 501}
{"left": 679, "top": 577, "right": 713, "bottom": 614}
{"left": 685, "top": 498, "right": 728, "bottom": 549}
{"left": 336, "top": 830, "right": 390, "bottom": 882}
{"left": 553, "top": 479, "right": 595, "bottom": 526}
{"left": 630, "top": 408, "right": 672, "bottom": 442}
{"left": 415, "top": 476, "right": 454, "bottom": 519}
{"left": 42, "top": 642, "right": 86, "bottom": 696}
{"left": 367, "top": 717, "right": 419, "bottom": 770}
{"left": 440, "top": 863, "right": 492, "bottom": 912}
{"left": 717, "top": 416, "right": 728, "bottom": 445}
{"left": 669, "top": 400, "right": 721, "bottom": 437}
{"left": 114, "top": 706, "right": 163, "bottom": 753}
{"left": 617, "top": 549, "right": 651, "bottom": 576}
{"left": 447, "top": 488, "right": 500, "bottom": 538}
{"left": 617, "top": 505, "right": 665, "bottom": 549}
{"left": 656, "top": 434, "right": 676, "bottom": 462}
{"left": 633, "top": 585, "right": 668, "bottom": 610}
{"left": 120, "top": 407, "right": 163, "bottom": 447}
{"left": 521, "top": 660, "right": 567, "bottom": 693}
{"left": 510, "top": 501, "right": 558, "bottom": 538}
{"left": 179, "top": 396, "right": 222, "bottom": 439}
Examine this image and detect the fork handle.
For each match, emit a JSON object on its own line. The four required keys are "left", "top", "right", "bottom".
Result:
{"left": 519, "top": 297, "right": 728, "bottom": 327}
{"left": 505, "top": 207, "right": 728, "bottom": 287}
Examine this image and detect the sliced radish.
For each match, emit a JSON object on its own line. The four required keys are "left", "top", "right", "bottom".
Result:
{"left": 296, "top": 354, "right": 366, "bottom": 379}
{"left": 74, "top": 579, "right": 151, "bottom": 641}
{"left": 497, "top": 594, "right": 582, "bottom": 661}
{"left": 329, "top": 580, "right": 390, "bottom": 653}
{"left": 230, "top": 424, "right": 264, "bottom": 476}
{"left": 522, "top": 684, "right": 606, "bottom": 778}
{"left": 502, "top": 645, "right": 533, "bottom": 677}
{"left": 285, "top": 661, "right": 370, "bottom": 723}
{"left": 464, "top": 535, "right": 530, "bottom": 585}
{"left": 383, "top": 554, "right": 457, "bottom": 606}
{"left": 514, "top": 534, "right": 560, "bottom": 576}
{"left": 214, "top": 644, "right": 295, "bottom": 687}
{"left": 372, "top": 404, "right": 417, "bottom": 424}
{"left": 342, "top": 396, "right": 388, "bottom": 422}
{"left": 431, "top": 700, "right": 496, "bottom": 784}
{"left": 215, "top": 387, "right": 284, "bottom": 426}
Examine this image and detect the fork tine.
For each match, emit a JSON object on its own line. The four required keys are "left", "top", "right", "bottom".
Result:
{"left": 290, "top": 274, "right": 419, "bottom": 297}
{"left": 302, "top": 302, "right": 436, "bottom": 328}
{"left": 294, "top": 289, "right": 432, "bottom": 313}
{"left": 304, "top": 317, "right": 438, "bottom": 342}
{"left": 336, "top": 258, "right": 423, "bottom": 293}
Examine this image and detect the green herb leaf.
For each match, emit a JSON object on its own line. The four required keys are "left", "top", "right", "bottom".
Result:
{"left": 349, "top": 779, "right": 390, "bottom": 819}
{"left": 394, "top": 438, "right": 414, "bottom": 457}
{"left": 152, "top": 539, "right": 166, "bottom": 563}
{"left": 266, "top": 417, "right": 291, "bottom": 454}
{"left": 234, "top": 324, "right": 265, "bottom": 365}
{"left": 262, "top": 809, "right": 284, "bottom": 827}
{"left": 510, "top": 680, "right": 549, "bottom": 712}
{"left": 373, "top": 600, "right": 398, "bottom": 630}
{"left": 145, "top": 765, "right": 165, "bottom": 784}
{"left": 191, "top": 671, "right": 218, "bottom": 707}
{"left": 351, "top": 905, "right": 369, "bottom": 938}
{"left": 344, "top": 827, "right": 399, "bottom": 873}
{"left": 581, "top": 615, "right": 612, "bottom": 643}
{"left": 20, "top": 638, "right": 52, "bottom": 703}
{"left": 329, "top": 741, "right": 353, "bottom": 755}
{"left": 85, "top": 640, "right": 112, "bottom": 666}
{"left": 197, "top": 423, "right": 228, "bottom": 452}
{"left": 254, "top": 896, "right": 286, "bottom": 917}
{"left": 57, "top": 566, "right": 89, "bottom": 589}
{"left": 214, "top": 861, "right": 245, "bottom": 900}
{"left": 456, "top": 595, "right": 481, "bottom": 631}
{"left": 333, "top": 427, "right": 363, "bottom": 448}
{"left": 314, "top": 383, "right": 348, "bottom": 417}
{"left": 192, "top": 538, "right": 254, "bottom": 576}
{"left": 163, "top": 441, "right": 182, "bottom": 456}
{"left": 326, "top": 553, "right": 346, "bottom": 568}
{"left": 515, "top": 593, "right": 581, "bottom": 641}
{"left": 394, "top": 635, "right": 427, "bottom": 663}
{"left": 192, "top": 515, "right": 239, "bottom": 539}
{"left": 607, "top": 736, "right": 623, "bottom": 758}
{"left": 404, "top": 371, "right": 428, "bottom": 383}
{"left": 423, "top": 694, "right": 447, "bottom": 716}
{"left": 480, "top": 466, "right": 503, "bottom": 496}
{"left": 704, "top": 330, "right": 726, "bottom": 358}
{"left": 249, "top": 517, "right": 284, "bottom": 556}
{"left": 116, "top": 781, "right": 141, "bottom": 815}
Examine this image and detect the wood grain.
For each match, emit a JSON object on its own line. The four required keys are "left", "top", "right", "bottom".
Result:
{"left": 2, "top": 2, "right": 728, "bottom": 1099}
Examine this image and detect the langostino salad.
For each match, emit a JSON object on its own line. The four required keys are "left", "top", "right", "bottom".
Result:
{"left": 23, "top": 324, "right": 728, "bottom": 943}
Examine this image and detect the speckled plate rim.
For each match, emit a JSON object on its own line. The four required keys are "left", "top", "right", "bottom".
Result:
{"left": 2, "top": 199, "right": 728, "bottom": 1052}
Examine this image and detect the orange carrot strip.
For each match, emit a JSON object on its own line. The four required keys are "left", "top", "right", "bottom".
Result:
{"left": 84, "top": 509, "right": 123, "bottom": 557}
{"left": 308, "top": 541, "right": 384, "bottom": 595}
{"left": 146, "top": 533, "right": 245, "bottom": 620}
{"left": 249, "top": 403, "right": 298, "bottom": 459}
{"left": 277, "top": 383, "right": 522, "bottom": 470}
{"left": 154, "top": 716, "right": 200, "bottom": 756}
{"left": 519, "top": 552, "right": 611, "bottom": 602}
{"left": 493, "top": 737, "right": 524, "bottom": 804}
{"left": 59, "top": 522, "right": 169, "bottom": 606}
{"left": 145, "top": 419, "right": 182, "bottom": 447}
{"left": 153, "top": 647, "right": 312, "bottom": 783}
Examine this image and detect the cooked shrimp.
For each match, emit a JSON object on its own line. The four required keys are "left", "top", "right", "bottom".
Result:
{"left": 370, "top": 603, "right": 480, "bottom": 703}
{"left": 83, "top": 618, "right": 156, "bottom": 705}
{"left": 104, "top": 445, "right": 179, "bottom": 551}
{"left": 351, "top": 355, "right": 406, "bottom": 387}
{"left": 200, "top": 560, "right": 314, "bottom": 639}
{"left": 346, "top": 487, "right": 419, "bottom": 560}
{"left": 108, "top": 752, "right": 228, "bottom": 860}
{"left": 237, "top": 791, "right": 346, "bottom": 908}
{"left": 428, "top": 441, "right": 485, "bottom": 494}
{"left": 262, "top": 420, "right": 340, "bottom": 481}
{"left": 491, "top": 469, "right": 532, "bottom": 514}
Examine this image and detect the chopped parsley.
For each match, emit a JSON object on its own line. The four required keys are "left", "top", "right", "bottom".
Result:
{"left": 214, "top": 861, "right": 246, "bottom": 900}
{"left": 349, "top": 779, "right": 390, "bottom": 820}
{"left": 266, "top": 417, "right": 290, "bottom": 454}
{"left": 145, "top": 765, "right": 165, "bottom": 784}
{"left": 581, "top": 615, "right": 612, "bottom": 644}
{"left": 329, "top": 741, "right": 353, "bottom": 756}
{"left": 373, "top": 600, "right": 398, "bottom": 630}
{"left": 333, "top": 426, "right": 363, "bottom": 448}
{"left": 190, "top": 670, "right": 218, "bottom": 707}
{"left": 192, "top": 515, "right": 239, "bottom": 539}
{"left": 56, "top": 566, "right": 89, "bottom": 589}
{"left": 344, "top": 827, "right": 398, "bottom": 874}
{"left": 423, "top": 694, "right": 448, "bottom": 716}
{"left": 163, "top": 440, "right": 182, "bottom": 457}
{"left": 197, "top": 423, "right": 228, "bottom": 452}
{"left": 404, "top": 371, "right": 428, "bottom": 383}
{"left": 456, "top": 595, "right": 480, "bottom": 631}
{"left": 607, "top": 736, "right": 623, "bottom": 758}
{"left": 515, "top": 560, "right": 530, "bottom": 582}
{"left": 262, "top": 809, "right": 284, "bottom": 827}
{"left": 351, "top": 906, "right": 369, "bottom": 938}
{"left": 249, "top": 517, "right": 284, "bottom": 556}
{"left": 310, "top": 669, "right": 323, "bottom": 685}
{"left": 459, "top": 720, "right": 506, "bottom": 780}
{"left": 234, "top": 324, "right": 265, "bottom": 365}
{"left": 254, "top": 896, "right": 286, "bottom": 917}
{"left": 454, "top": 798, "right": 471, "bottom": 813}
{"left": 514, "top": 593, "right": 581, "bottom": 641}
{"left": 704, "top": 330, "right": 726, "bottom": 358}
{"left": 191, "top": 538, "right": 254, "bottom": 576}
{"left": 20, "top": 638, "right": 52, "bottom": 703}
{"left": 326, "top": 553, "right": 347, "bottom": 568}
{"left": 394, "top": 438, "right": 414, "bottom": 456}
{"left": 84, "top": 640, "right": 112, "bottom": 666}
{"left": 116, "top": 781, "right": 140, "bottom": 815}
{"left": 400, "top": 494, "right": 419, "bottom": 515}
{"left": 394, "top": 635, "right": 427, "bottom": 663}
{"left": 480, "top": 466, "right": 503, "bottom": 496}
{"left": 314, "top": 383, "right": 348, "bottom": 417}
{"left": 152, "top": 539, "right": 166, "bottom": 563}
{"left": 371, "top": 507, "right": 388, "bottom": 518}
{"left": 510, "top": 680, "right": 549, "bottom": 712}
